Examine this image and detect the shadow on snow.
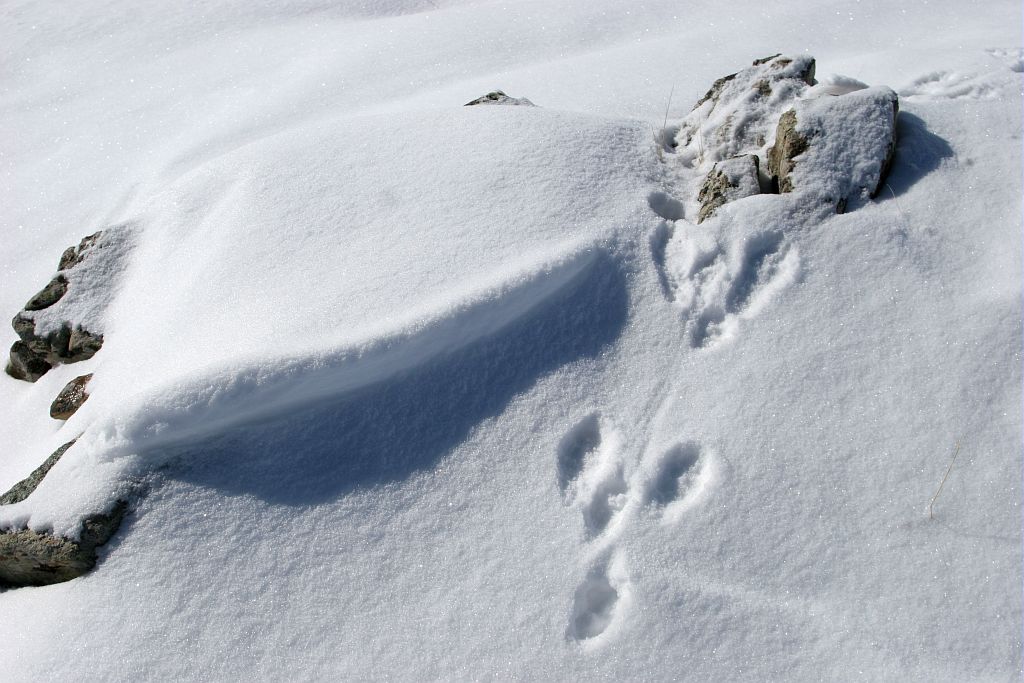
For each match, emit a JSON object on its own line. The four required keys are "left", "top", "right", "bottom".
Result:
{"left": 160, "top": 251, "right": 629, "bottom": 505}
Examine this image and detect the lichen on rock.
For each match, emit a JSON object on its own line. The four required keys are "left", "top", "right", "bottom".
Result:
{"left": 50, "top": 374, "right": 93, "bottom": 420}
{"left": 0, "top": 440, "right": 77, "bottom": 505}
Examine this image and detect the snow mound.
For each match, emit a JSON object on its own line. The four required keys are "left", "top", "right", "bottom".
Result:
{"left": 1, "top": 105, "right": 651, "bottom": 536}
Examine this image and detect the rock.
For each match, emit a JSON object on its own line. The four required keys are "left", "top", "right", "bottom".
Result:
{"left": 0, "top": 502, "right": 126, "bottom": 587}
{"left": 12, "top": 313, "right": 35, "bottom": 341}
{"left": 24, "top": 275, "right": 68, "bottom": 311}
{"left": 0, "top": 441, "right": 128, "bottom": 587}
{"left": 677, "top": 54, "right": 816, "bottom": 165}
{"left": 5, "top": 323, "right": 103, "bottom": 382}
{"left": 50, "top": 374, "right": 93, "bottom": 420}
{"left": 464, "top": 90, "right": 536, "bottom": 106}
{"left": 57, "top": 231, "right": 104, "bottom": 271}
{"left": 697, "top": 154, "right": 762, "bottom": 223}
{"left": 767, "top": 86, "right": 899, "bottom": 211}
{"left": 766, "top": 109, "right": 807, "bottom": 194}
{"left": 67, "top": 327, "right": 103, "bottom": 360}
{"left": 0, "top": 440, "right": 76, "bottom": 504}
{"left": 6, "top": 341, "right": 53, "bottom": 381}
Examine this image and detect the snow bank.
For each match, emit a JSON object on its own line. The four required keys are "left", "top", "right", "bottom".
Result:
{"left": 0, "top": 0, "right": 1020, "bottom": 679}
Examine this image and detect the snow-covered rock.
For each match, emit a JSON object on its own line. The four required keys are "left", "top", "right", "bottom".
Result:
{"left": 676, "top": 54, "right": 816, "bottom": 167}
{"left": 768, "top": 86, "right": 899, "bottom": 211}
{"left": 696, "top": 154, "right": 761, "bottom": 223}
{"left": 5, "top": 229, "right": 130, "bottom": 382}
{"left": 0, "top": 502, "right": 126, "bottom": 587}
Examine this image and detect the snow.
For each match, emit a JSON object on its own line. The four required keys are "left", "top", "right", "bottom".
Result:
{"left": 1, "top": 0, "right": 1021, "bottom": 679}
{"left": 789, "top": 85, "right": 899, "bottom": 205}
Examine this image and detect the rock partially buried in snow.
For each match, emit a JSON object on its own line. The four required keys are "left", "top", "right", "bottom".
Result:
{"left": 58, "top": 231, "right": 104, "bottom": 271}
{"left": 6, "top": 322, "right": 103, "bottom": 382}
{"left": 0, "top": 440, "right": 77, "bottom": 505}
{"left": 4, "top": 228, "right": 128, "bottom": 382}
{"left": 24, "top": 275, "right": 69, "bottom": 312}
{"left": 697, "top": 154, "right": 762, "bottom": 223}
{"left": 0, "top": 503, "right": 126, "bottom": 587}
{"left": 768, "top": 86, "right": 899, "bottom": 211}
{"left": 50, "top": 373, "right": 93, "bottom": 420}
{"left": 677, "top": 54, "right": 816, "bottom": 164}
{"left": 0, "top": 439, "right": 126, "bottom": 587}
{"left": 464, "top": 90, "right": 535, "bottom": 106}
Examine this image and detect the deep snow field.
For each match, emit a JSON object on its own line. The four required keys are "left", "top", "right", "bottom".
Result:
{"left": 1, "top": 0, "right": 1022, "bottom": 679}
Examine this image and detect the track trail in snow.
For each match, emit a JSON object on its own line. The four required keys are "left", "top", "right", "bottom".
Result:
{"left": 557, "top": 411, "right": 716, "bottom": 643}
{"left": 559, "top": 118, "right": 811, "bottom": 642}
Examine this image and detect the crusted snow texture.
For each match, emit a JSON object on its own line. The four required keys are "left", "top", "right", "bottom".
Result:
{"left": 696, "top": 154, "right": 761, "bottom": 223}
{"left": 769, "top": 86, "right": 899, "bottom": 210}
{"left": 464, "top": 90, "right": 536, "bottom": 106}
{"left": 676, "top": 54, "right": 816, "bottom": 169}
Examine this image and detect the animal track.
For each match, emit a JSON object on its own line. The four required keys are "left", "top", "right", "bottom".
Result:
{"left": 645, "top": 442, "right": 714, "bottom": 524}
{"left": 657, "top": 228, "right": 799, "bottom": 348}
{"left": 556, "top": 413, "right": 601, "bottom": 495}
{"left": 557, "top": 413, "right": 628, "bottom": 537}
{"left": 899, "top": 69, "right": 1002, "bottom": 100}
{"left": 646, "top": 443, "right": 700, "bottom": 506}
{"left": 557, "top": 414, "right": 717, "bottom": 643}
{"left": 581, "top": 466, "right": 627, "bottom": 537}
{"left": 567, "top": 552, "right": 628, "bottom": 642}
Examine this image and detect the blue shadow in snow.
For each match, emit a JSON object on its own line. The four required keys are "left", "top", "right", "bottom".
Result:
{"left": 164, "top": 251, "right": 629, "bottom": 505}
{"left": 881, "top": 112, "right": 954, "bottom": 199}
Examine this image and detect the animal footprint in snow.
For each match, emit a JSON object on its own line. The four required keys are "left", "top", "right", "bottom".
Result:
{"left": 664, "top": 229, "right": 799, "bottom": 347}
{"left": 643, "top": 442, "right": 715, "bottom": 525}
{"left": 567, "top": 551, "right": 630, "bottom": 643}
{"left": 557, "top": 413, "right": 628, "bottom": 537}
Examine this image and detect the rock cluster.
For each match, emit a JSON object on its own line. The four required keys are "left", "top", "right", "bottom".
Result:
{"left": 2, "top": 227, "right": 134, "bottom": 588}
{"left": 674, "top": 54, "right": 899, "bottom": 220}
{"left": 6, "top": 232, "right": 107, "bottom": 382}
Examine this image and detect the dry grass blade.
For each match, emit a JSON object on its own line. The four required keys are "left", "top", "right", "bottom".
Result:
{"left": 928, "top": 439, "right": 961, "bottom": 520}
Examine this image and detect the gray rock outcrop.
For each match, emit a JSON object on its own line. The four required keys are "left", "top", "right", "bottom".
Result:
{"left": 24, "top": 276, "right": 69, "bottom": 312}
{"left": 0, "top": 439, "right": 127, "bottom": 587}
{"left": 50, "top": 374, "right": 93, "bottom": 420}
{"left": 6, "top": 231, "right": 112, "bottom": 382}
{"left": 465, "top": 90, "right": 536, "bottom": 106}
{"left": 0, "top": 503, "right": 126, "bottom": 587}
{"left": 665, "top": 54, "right": 899, "bottom": 219}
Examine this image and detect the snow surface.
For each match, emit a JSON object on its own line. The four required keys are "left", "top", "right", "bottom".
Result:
{"left": 1, "top": 0, "right": 1021, "bottom": 679}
